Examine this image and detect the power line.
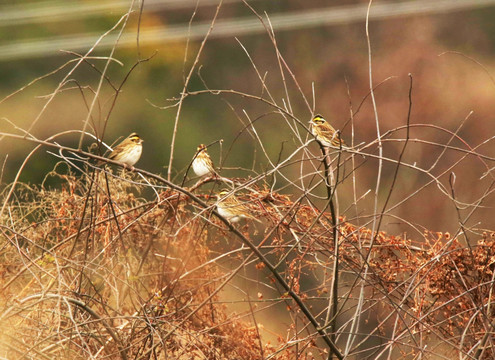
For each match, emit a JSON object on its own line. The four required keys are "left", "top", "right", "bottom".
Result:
{"left": 0, "top": 0, "right": 234, "bottom": 26}
{"left": 1, "top": 0, "right": 495, "bottom": 61}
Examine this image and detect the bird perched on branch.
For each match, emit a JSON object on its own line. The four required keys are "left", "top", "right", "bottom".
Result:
{"left": 216, "top": 190, "right": 260, "bottom": 223}
{"left": 309, "top": 114, "right": 346, "bottom": 149}
{"left": 192, "top": 144, "right": 216, "bottom": 177}
{"left": 106, "top": 132, "right": 143, "bottom": 167}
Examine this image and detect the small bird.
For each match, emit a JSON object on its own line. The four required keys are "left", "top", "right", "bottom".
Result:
{"left": 192, "top": 144, "right": 216, "bottom": 177}
{"left": 107, "top": 132, "right": 143, "bottom": 167}
{"left": 309, "top": 114, "right": 346, "bottom": 148}
{"left": 216, "top": 191, "right": 259, "bottom": 223}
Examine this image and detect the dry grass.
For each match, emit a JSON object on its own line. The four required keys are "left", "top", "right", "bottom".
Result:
{"left": 0, "top": 165, "right": 493, "bottom": 359}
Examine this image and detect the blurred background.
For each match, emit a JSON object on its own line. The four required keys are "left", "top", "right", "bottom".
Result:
{"left": 1, "top": 0, "right": 495, "bottom": 235}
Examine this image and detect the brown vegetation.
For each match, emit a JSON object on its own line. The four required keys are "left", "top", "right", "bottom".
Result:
{"left": 0, "top": 166, "right": 493, "bottom": 359}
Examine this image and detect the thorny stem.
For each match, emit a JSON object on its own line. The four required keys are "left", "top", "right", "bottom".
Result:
{"left": 318, "top": 143, "right": 343, "bottom": 360}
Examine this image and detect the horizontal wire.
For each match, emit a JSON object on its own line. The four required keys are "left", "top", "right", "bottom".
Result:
{"left": 0, "top": 0, "right": 238, "bottom": 26}
{"left": 1, "top": 0, "right": 495, "bottom": 61}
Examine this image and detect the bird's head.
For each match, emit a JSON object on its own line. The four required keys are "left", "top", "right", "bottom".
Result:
{"left": 217, "top": 190, "right": 231, "bottom": 199}
{"left": 128, "top": 133, "right": 143, "bottom": 144}
{"left": 310, "top": 114, "right": 326, "bottom": 126}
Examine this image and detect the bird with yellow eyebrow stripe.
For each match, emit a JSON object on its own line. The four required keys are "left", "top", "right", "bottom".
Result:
{"left": 309, "top": 114, "right": 347, "bottom": 149}
{"left": 215, "top": 191, "right": 260, "bottom": 223}
{"left": 106, "top": 132, "right": 143, "bottom": 167}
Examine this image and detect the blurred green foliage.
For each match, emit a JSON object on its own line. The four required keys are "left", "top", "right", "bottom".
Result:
{"left": 2, "top": 0, "right": 495, "bottom": 231}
